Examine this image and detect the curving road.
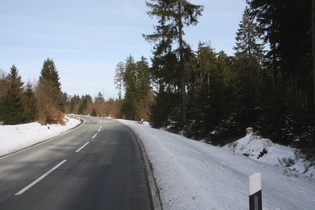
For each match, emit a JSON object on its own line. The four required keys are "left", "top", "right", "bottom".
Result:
{"left": 0, "top": 116, "right": 155, "bottom": 210}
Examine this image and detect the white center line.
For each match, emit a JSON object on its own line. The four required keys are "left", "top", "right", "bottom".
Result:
{"left": 15, "top": 160, "right": 67, "bottom": 195}
{"left": 92, "top": 133, "right": 97, "bottom": 139}
{"left": 98, "top": 128, "right": 101, "bottom": 132}
{"left": 76, "top": 142, "right": 89, "bottom": 152}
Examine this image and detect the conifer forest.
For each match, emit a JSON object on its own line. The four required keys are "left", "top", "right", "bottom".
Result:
{"left": 1, "top": 0, "right": 314, "bottom": 160}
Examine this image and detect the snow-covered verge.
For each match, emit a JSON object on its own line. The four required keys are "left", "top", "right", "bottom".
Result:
{"left": 0, "top": 117, "right": 81, "bottom": 157}
{"left": 120, "top": 120, "right": 315, "bottom": 210}
{"left": 224, "top": 133, "right": 315, "bottom": 179}
{"left": 1, "top": 117, "right": 314, "bottom": 209}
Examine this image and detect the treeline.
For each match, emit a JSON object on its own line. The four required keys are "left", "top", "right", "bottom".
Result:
{"left": 114, "top": 56, "right": 153, "bottom": 121}
{"left": 0, "top": 59, "right": 64, "bottom": 125}
{"left": 0, "top": 58, "right": 121, "bottom": 125}
{"left": 63, "top": 92, "right": 121, "bottom": 118}
{"left": 117, "top": 0, "right": 315, "bottom": 157}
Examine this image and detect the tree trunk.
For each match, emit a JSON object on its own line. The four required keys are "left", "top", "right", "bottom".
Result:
{"left": 178, "top": 1, "right": 187, "bottom": 126}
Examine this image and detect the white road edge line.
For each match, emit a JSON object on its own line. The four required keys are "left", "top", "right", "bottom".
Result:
{"left": 76, "top": 142, "right": 89, "bottom": 152}
{"left": 15, "top": 160, "right": 67, "bottom": 195}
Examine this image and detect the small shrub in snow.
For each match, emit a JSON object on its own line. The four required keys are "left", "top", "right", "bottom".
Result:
{"left": 257, "top": 148, "right": 268, "bottom": 159}
{"left": 278, "top": 157, "right": 295, "bottom": 167}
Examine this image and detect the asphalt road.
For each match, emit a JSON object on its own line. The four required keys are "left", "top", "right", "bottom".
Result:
{"left": 0, "top": 116, "right": 155, "bottom": 210}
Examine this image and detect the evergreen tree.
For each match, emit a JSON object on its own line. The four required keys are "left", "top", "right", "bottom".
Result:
{"left": 247, "top": 0, "right": 312, "bottom": 114}
{"left": 0, "top": 69, "right": 7, "bottom": 99}
{"left": 136, "top": 57, "right": 152, "bottom": 120}
{"left": 233, "top": 6, "right": 265, "bottom": 112}
{"left": 150, "top": 85, "right": 180, "bottom": 128}
{"left": 95, "top": 91, "right": 105, "bottom": 104}
{"left": 22, "top": 82, "right": 37, "bottom": 123}
{"left": 122, "top": 56, "right": 137, "bottom": 120}
{"left": 69, "top": 94, "right": 80, "bottom": 114}
{"left": 114, "top": 62, "right": 124, "bottom": 101}
{"left": 78, "top": 95, "right": 92, "bottom": 115}
{"left": 144, "top": 0, "right": 204, "bottom": 126}
{"left": 91, "top": 108, "right": 97, "bottom": 116}
{"left": 0, "top": 65, "right": 24, "bottom": 124}
{"left": 38, "top": 58, "right": 64, "bottom": 111}
{"left": 247, "top": 0, "right": 314, "bottom": 147}
{"left": 149, "top": 51, "right": 180, "bottom": 128}
{"left": 36, "top": 58, "right": 64, "bottom": 124}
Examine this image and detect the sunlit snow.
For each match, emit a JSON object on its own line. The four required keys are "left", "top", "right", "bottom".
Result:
{"left": 0, "top": 117, "right": 314, "bottom": 209}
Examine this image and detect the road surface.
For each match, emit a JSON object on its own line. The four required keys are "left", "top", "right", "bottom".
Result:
{"left": 0, "top": 116, "right": 156, "bottom": 210}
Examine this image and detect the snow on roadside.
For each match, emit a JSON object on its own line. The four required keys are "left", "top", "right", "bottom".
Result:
{"left": 120, "top": 120, "right": 315, "bottom": 210}
{"left": 224, "top": 133, "right": 315, "bottom": 179}
{"left": 0, "top": 117, "right": 81, "bottom": 157}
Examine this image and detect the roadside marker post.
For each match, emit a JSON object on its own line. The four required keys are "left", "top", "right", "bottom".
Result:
{"left": 249, "top": 173, "right": 262, "bottom": 210}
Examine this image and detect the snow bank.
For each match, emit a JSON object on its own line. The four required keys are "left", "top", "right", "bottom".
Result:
{"left": 120, "top": 120, "right": 315, "bottom": 210}
{"left": 225, "top": 133, "right": 315, "bottom": 179}
{"left": 0, "top": 117, "right": 81, "bottom": 157}
{"left": 1, "top": 117, "right": 314, "bottom": 209}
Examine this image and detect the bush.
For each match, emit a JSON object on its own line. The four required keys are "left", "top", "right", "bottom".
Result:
{"left": 38, "top": 105, "right": 65, "bottom": 125}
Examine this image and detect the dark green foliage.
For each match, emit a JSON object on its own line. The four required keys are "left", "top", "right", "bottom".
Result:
{"left": 91, "top": 108, "right": 97, "bottom": 117}
{"left": 37, "top": 58, "right": 64, "bottom": 112}
{"left": 121, "top": 56, "right": 138, "bottom": 120}
{"left": 117, "top": 56, "right": 152, "bottom": 120}
{"left": 36, "top": 59, "right": 65, "bottom": 124}
{"left": 150, "top": 85, "right": 180, "bottom": 129}
{"left": 78, "top": 95, "right": 92, "bottom": 115}
{"left": 22, "top": 82, "right": 37, "bottom": 123}
{"left": 244, "top": 0, "right": 314, "bottom": 151}
{"left": 247, "top": 0, "right": 313, "bottom": 114}
{"left": 144, "top": 0, "right": 204, "bottom": 125}
{"left": 0, "top": 65, "right": 24, "bottom": 124}
{"left": 95, "top": 92, "right": 105, "bottom": 104}
{"left": 69, "top": 94, "right": 81, "bottom": 113}
{"left": 110, "top": 0, "right": 315, "bottom": 159}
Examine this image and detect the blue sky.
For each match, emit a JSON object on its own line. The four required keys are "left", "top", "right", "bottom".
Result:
{"left": 0, "top": 0, "right": 246, "bottom": 99}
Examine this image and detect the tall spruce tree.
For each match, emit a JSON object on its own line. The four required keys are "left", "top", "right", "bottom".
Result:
{"left": 37, "top": 58, "right": 64, "bottom": 124}
{"left": 136, "top": 57, "right": 152, "bottom": 120}
{"left": 144, "top": 0, "right": 203, "bottom": 126}
{"left": 233, "top": 6, "right": 265, "bottom": 108}
{"left": 247, "top": 0, "right": 314, "bottom": 146}
{"left": 122, "top": 56, "right": 138, "bottom": 120}
{"left": 247, "top": 0, "right": 312, "bottom": 114}
{"left": 0, "top": 65, "right": 24, "bottom": 124}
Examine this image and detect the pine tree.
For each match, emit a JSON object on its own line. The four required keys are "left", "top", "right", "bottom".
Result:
{"left": 144, "top": 0, "right": 204, "bottom": 126}
{"left": 0, "top": 65, "right": 24, "bottom": 124}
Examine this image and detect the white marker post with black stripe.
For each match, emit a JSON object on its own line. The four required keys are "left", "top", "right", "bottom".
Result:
{"left": 249, "top": 173, "right": 262, "bottom": 210}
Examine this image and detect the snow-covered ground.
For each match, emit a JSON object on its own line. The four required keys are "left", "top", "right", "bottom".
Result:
{"left": 1, "top": 117, "right": 314, "bottom": 209}
{"left": 0, "top": 117, "right": 81, "bottom": 157}
{"left": 120, "top": 120, "right": 315, "bottom": 210}
{"left": 224, "top": 134, "right": 315, "bottom": 178}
